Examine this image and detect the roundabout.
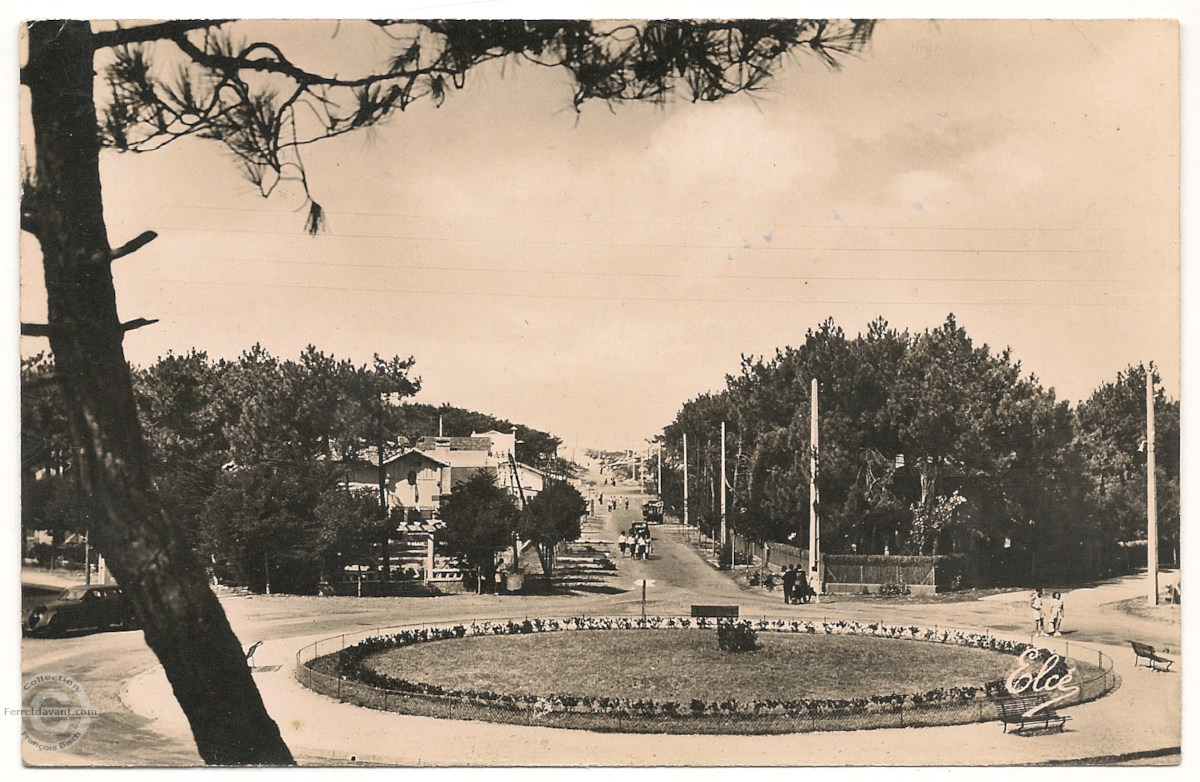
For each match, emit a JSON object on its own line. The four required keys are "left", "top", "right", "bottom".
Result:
{"left": 298, "top": 616, "right": 1112, "bottom": 735}
{"left": 23, "top": 510, "right": 1176, "bottom": 766}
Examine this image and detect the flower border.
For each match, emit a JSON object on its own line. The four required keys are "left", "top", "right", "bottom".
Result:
{"left": 323, "top": 617, "right": 1059, "bottom": 719}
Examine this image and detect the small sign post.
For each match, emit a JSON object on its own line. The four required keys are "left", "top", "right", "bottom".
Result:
{"left": 636, "top": 579, "right": 656, "bottom": 620}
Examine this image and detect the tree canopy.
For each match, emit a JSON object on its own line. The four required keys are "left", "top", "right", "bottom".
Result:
{"left": 21, "top": 17, "right": 875, "bottom": 764}
{"left": 438, "top": 471, "right": 520, "bottom": 593}
{"left": 520, "top": 480, "right": 588, "bottom": 577}
{"left": 660, "top": 315, "right": 1179, "bottom": 585}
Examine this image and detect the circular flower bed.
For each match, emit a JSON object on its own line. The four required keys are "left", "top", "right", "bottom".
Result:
{"left": 301, "top": 616, "right": 1103, "bottom": 734}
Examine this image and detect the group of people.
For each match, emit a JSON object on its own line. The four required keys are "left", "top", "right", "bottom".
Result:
{"left": 597, "top": 494, "right": 629, "bottom": 512}
{"left": 1030, "top": 588, "right": 1066, "bottom": 636}
{"left": 618, "top": 530, "right": 653, "bottom": 560}
{"left": 781, "top": 564, "right": 814, "bottom": 604}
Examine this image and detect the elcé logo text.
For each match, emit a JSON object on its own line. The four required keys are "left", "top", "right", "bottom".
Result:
{"left": 1005, "top": 647, "right": 1081, "bottom": 717}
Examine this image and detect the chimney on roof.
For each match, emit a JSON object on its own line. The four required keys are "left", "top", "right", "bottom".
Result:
{"left": 431, "top": 436, "right": 450, "bottom": 462}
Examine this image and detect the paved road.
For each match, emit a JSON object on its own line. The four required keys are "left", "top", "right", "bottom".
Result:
{"left": 19, "top": 475, "right": 1182, "bottom": 766}
{"left": 588, "top": 485, "right": 745, "bottom": 613}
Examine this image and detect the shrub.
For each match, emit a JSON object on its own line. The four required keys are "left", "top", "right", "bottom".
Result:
{"left": 716, "top": 621, "right": 759, "bottom": 652}
{"left": 29, "top": 542, "right": 54, "bottom": 567}
{"left": 716, "top": 542, "right": 754, "bottom": 570}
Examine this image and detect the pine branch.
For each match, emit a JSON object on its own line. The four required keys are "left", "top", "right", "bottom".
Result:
{"left": 122, "top": 318, "right": 160, "bottom": 332}
{"left": 102, "top": 230, "right": 159, "bottom": 263}
{"left": 92, "top": 20, "right": 232, "bottom": 49}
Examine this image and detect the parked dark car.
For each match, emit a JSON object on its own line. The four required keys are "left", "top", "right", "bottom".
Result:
{"left": 23, "top": 585, "right": 140, "bottom": 636}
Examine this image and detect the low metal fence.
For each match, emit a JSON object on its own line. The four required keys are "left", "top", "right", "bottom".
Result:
{"left": 294, "top": 615, "right": 1116, "bottom": 734}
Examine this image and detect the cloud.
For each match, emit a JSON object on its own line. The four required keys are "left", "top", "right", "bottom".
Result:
{"left": 634, "top": 100, "right": 840, "bottom": 208}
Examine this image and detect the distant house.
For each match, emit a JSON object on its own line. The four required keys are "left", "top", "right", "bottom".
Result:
{"left": 470, "top": 428, "right": 517, "bottom": 460}
{"left": 334, "top": 443, "right": 403, "bottom": 496}
{"left": 413, "top": 432, "right": 545, "bottom": 506}
{"left": 498, "top": 460, "right": 546, "bottom": 505}
{"left": 332, "top": 431, "right": 548, "bottom": 585}
{"left": 384, "top": 448, "right": 448, "bottom": 516}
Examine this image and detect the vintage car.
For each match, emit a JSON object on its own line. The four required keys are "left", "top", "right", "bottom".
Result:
{"left": 23, "top": 584, "right": 140, "bottom": 636}
{"left": 629, "top": 521, "right": 651, "bottom": 540}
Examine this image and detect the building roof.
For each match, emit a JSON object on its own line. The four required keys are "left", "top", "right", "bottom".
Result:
{"left": 513, "top": 461, "right": 546, "bottom": 477}
{"left": 383, "top": 448, "right": 448, "bottom": 467}
{"left": 415, "top": 436, "right": 492, "bottom": 452}
{"left": 320, "top": 443, "right": 405, "bottom": 465}
{"left": 448, "top": 466, "right": 498, "bottom": 486}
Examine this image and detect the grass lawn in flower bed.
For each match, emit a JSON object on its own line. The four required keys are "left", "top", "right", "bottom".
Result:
{"left": 360, "top": 629, "right": 1013, "bottom": 702}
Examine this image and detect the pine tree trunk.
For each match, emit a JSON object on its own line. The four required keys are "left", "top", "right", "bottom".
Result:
{"left": 23, "top": 21, "right": 293, "bottom": 765}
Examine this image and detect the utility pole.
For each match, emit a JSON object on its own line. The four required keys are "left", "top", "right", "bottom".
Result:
{"left": 683, "top": 433, "right": 689, "bottom": 529}
{"left": 377, "top": 406, "right": 389, "bottom": 583}
{"left": 809, "top": 379, "right": 820, "bottom": 595}
{"left": 508, "top": 452, "right": 526, "bottom": 571}
{"left": 657, "top": 447, "right": 662, "bottom": 497}
{"left": 720, "top": 421, "right": 728, "bottom": 563}
{"left": 1147, "top": 368, "right": 1158, "bottom": 605}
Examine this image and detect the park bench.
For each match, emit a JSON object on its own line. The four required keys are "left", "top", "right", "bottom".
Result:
{"left": 1130, "top": 640, "right": 1174, "bottom": 672}
{"left": 993, "top": 693, "right": 1071, "bottom": 734}
{"left": 691, "top": 604, "right": 739, "bottom": 619}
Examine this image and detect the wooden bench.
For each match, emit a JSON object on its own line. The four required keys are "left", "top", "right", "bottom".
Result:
{"left": 1130, "top": 640, "right": 1174, "bottom": 672}
{"left": 691, "top": 604, "right": 739, "bottom": 619}
{"left": 993, "top": 693, "right": 1071, "bottom": 734}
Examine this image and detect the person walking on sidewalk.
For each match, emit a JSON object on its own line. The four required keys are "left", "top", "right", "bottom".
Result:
{"left": 1048, "top": 591, "right": 1065, "bottom": 636}
{"left": 782, "top": 565, "right": 796, "bottom": 605}
{"left": 1030, "top": 589, "right": 1045, "bottom": 635}
{"left": 618, "top": 531, "right": 628, "bottom": 558}
{"left": 796, "top": 567, "right": 810, "bottom": 604}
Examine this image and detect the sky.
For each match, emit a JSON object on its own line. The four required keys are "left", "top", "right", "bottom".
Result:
{"left": 13, "top": 10, "right": 1184, "bottom": 459}
{"left": 2, "top": 2, "right": 1195, "bottom": 779}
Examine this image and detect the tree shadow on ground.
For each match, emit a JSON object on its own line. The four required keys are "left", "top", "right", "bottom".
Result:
{"left": 515, "top": 574, "right": 630, "bottom": 597}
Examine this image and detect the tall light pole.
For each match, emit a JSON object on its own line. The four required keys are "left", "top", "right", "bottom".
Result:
{"left": 683, "top": 433, "right": 689, "bottom": 529}
{"left": 809, "top": 379, "right": 821, "bottom": 593}
{"left": 657, "top": 446, "right": 662, "bottom": 497}
{"left": 1147, "top": 368, "right": 1158, "bottom": 605}
{"left": 720, "top": 421, "right": 727, "bottom": 554}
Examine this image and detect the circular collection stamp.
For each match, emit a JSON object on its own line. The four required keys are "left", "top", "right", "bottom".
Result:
{"left": 19, "top": 673, "right": 96, "bottom": 752}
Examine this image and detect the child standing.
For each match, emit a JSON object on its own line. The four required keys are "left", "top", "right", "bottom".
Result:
{"left": 1030, "top": 589, "right": 1045, "bottom": 636}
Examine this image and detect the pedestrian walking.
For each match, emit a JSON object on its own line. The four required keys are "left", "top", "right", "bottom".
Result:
{"left": 796, "top": 567, "right": 809, "bottom": 604}
{"left": 618, "top": 531, "right": 628, "bottom": 557}
{"left": 1030, "top": 589, "right": 1045, "bottom": 635}
{"left": 782, "top": 565, "right": 795, "bottom": 604}
{"left": 1049, "top": 591, "right": 1065, "bottom": 636}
